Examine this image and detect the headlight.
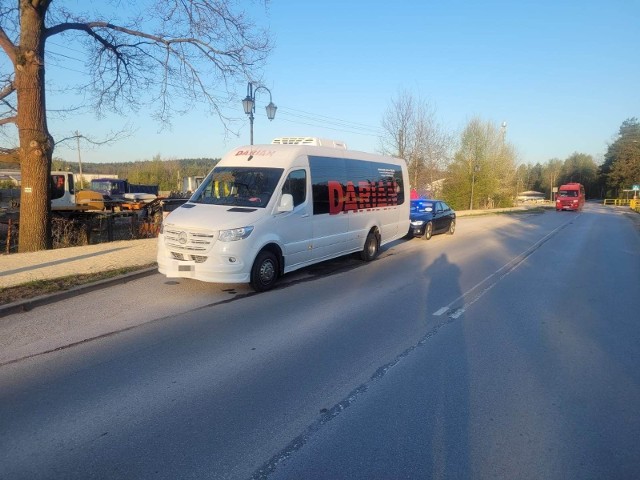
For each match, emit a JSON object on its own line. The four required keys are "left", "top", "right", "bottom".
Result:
{"left": 218, "top": 226, "right": 254, "bottom": 242}
{"left": 411, "top": 220, "right": 425, "bottom": 226}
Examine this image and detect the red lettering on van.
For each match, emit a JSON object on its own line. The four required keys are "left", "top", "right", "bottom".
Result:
{"left": 358, "top": 181, "right": 371, "bottom": 209}
{"left": 376, "top": 181, "right": 388, "bottom": 207}
{"left": 235, "top": 149, "right": 276, "bottom": 156}
{"left": 387, "top": 180, "right": 398, "bottom": 204}
{"left": 344, "top": 182, "right": 358, "bottom": 212}
{"left": 328, "top": 181, "right": 344, "bottom": 214}
{"left": 328, "top": 179, "right": 399, "bottom": 214}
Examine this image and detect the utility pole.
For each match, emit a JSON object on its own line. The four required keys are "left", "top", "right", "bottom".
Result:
{"left": 75, "top": 130, "right": 84, "bottom": 189}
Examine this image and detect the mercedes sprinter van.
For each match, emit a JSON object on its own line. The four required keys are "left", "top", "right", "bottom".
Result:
{"left": 157, "top": 137, "right": 409, "bottom": 291}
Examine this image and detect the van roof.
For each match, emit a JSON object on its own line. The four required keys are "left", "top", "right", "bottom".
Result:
{"left": 220, "top": 140, "right": 403, "bottom": 169}
{"left": 271, "top": 137, "right": 347, "bottom": 149}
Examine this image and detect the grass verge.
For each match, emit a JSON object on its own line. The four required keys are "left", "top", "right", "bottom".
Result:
{"left": 0, "top": 264, "right": 155, "bottom": 305}
{"left": 495, "top": 206, "right": 551, "bottom": 215}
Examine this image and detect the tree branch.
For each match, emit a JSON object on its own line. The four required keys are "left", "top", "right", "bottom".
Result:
{"left": 54, "top": 124, "right": 136, "bottom": 148}
{"left": 0, "top": 115, "right": 17, "bottom": 126}
{"left": 0, "top": 77, "right": 15, "bottom": 102}
{"left": 0, "top": 26, "right": 16, "bottom": 63}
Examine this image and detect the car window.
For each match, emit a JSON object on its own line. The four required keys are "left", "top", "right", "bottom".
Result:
{"left": 282, "top": 169, "right": 307, "bottom": 207}
{"left": 412, "top": 201, "right": 434, "bottom": 213}
{"left": 441, "top": 202, "right": 450, "bottom": 211}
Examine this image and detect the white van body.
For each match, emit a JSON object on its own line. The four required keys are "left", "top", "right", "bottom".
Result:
{"left": 157, "top": 138, "right": 410, "bottom": 291}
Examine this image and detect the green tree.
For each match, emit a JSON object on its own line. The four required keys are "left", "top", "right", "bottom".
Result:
{"left": 529, "top": 163, "right": 545, "bottom": 192}
{"left": 601, "top": 118, "right": 640, "bottom": 196}
{"left": 559, "top": 152, "right": 598, "bottom": 196}
{"left": 515, "top": 163, "right": 535, "bottom": 194}
{"left": 443, "top": 117, "right": 517, "bottom": 210}
{"left": 0, "top": 1, "right": 271, "bottom": 252}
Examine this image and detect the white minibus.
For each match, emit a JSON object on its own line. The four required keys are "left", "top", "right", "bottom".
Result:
{"left": 157, "top": 137, "right": 410, "bottom": 291}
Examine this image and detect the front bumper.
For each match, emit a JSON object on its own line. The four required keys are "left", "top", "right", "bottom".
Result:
{"left": 157, "top": 234, "right": 251, "bottom": 284}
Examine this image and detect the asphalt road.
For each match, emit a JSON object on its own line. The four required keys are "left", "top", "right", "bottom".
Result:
{"left": 1, "top": 204, "right": 639, "bottom": 479}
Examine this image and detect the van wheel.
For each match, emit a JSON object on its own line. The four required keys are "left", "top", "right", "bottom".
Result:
{"left": 423, "top": 221, "right": 433, "bottom": 240}
{"left": 360, "top": 230, "right": 380, "bottom": 261}
{"left": 250, "top": 250, "right": 279, "bottom": 292}
{"left": 447, "top": 219, "right": 456, "bottom": 235}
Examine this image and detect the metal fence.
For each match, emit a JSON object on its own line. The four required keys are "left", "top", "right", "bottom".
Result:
{"left": 1, "top": 212, "right": 161, "bottom": 254}
{"left": 603, "top": 199, "right": 631, "bottom": 206}
{"left": 603, "top": 198, "right": 640, "bottom": 213}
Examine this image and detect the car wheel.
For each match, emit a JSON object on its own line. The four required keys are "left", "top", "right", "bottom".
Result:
{"left": 250, "top": 250, "right": 279, "bottom": 292}
{"left": 423, "top": 221, "right": 433, "bottom": 240}
{"left": 360, "top": 230, "right": 380, "bottom": 261}
{"left": 447, "top": 219, "right": 456, "bottom": 235}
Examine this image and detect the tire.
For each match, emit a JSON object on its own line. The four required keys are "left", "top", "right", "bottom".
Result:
{"left": 250, "top": 250, "right": 279, "bottom": 292}
{"left": 422, "top": 221, "right": 433, "bottom": 240}
{"left": 360, "top": 230, "right": 380, "bottom": 261}
{"left": 447, "top": 219, "right": 456, "bottom": 235}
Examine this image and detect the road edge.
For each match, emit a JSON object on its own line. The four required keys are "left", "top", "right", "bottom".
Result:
{"left": 0, "top": 267, "right": 158, "bottom": 318}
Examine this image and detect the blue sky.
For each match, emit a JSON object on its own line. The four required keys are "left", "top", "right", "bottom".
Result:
{"left": 23, "top": 0, "right": 640, "bottom": 165}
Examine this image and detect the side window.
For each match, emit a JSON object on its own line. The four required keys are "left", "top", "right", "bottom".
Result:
{"left": 50, "top": 175, "right": 65, "bottom": 200}
{"left": 282, "top": 169, "right": 307, "bottom": 207}
{"left": 436, "top": 202, "right": 443, "bottom": 213}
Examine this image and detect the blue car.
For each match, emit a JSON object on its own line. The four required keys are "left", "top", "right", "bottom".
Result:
{"left": 408, "top": 199, "right": 456, "bottom": 240}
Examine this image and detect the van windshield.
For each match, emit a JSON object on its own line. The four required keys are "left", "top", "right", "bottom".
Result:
{"left": 191, "top": 167, "right": 284, "bottom": 208}
{"left": 559, "top": 190, "right": 578, "bottom": 197}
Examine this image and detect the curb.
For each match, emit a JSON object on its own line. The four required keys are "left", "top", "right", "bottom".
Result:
{"left": 0, "top": 267, "right": 158, "bottom": 318}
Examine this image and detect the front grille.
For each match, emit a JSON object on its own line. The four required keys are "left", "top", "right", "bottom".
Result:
{"left": 164, "top": 227, "right": 216, "bottom": 252}
{"left": 170, "top": 252, "right": 208, "bottom": 263}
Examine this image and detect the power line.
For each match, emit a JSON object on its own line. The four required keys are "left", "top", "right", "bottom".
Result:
{"left": 278, "top": 106, "right": 384, "bottom": 133}
{"left": 277, "top": 109, "right": 384, "bottom": 136}
{"left": 275, "top": 112, "right": 383, "bottom": 138}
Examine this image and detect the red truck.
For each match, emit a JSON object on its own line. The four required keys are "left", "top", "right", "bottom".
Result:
{"left": 556, "top": 183, "right": 585, "bottom": 211}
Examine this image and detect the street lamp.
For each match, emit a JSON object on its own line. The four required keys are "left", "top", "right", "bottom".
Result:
{"left": 242, "top": 82, "right": 277, "bottom": 145}
{"left": 470, "top": 164, "right": 480, "bottom": 210}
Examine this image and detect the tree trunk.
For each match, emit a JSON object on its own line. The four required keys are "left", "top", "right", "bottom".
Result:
{"left": 16, "top": 0, "right": 53, "bottom": 252}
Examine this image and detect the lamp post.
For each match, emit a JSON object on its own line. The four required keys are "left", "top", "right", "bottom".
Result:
{"left": 242, "top": 82, "right": 277, "bottom": 145}
{"left": 470, "top": 164, "right": 480, "bottom": 210}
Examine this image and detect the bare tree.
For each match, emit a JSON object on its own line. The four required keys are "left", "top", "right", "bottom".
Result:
{"left": 380, "top": 90, "right": 452, "bottom": 196}
{"left": 0, "top": 1, "right": 271, "bottom": 252}
{"left": 543, "top": 158, "right": 563, "bottom": 201}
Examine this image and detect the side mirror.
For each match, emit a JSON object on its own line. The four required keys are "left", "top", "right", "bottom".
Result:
{"left": 277, "top": 193, "right": 294, "bottom": 212}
